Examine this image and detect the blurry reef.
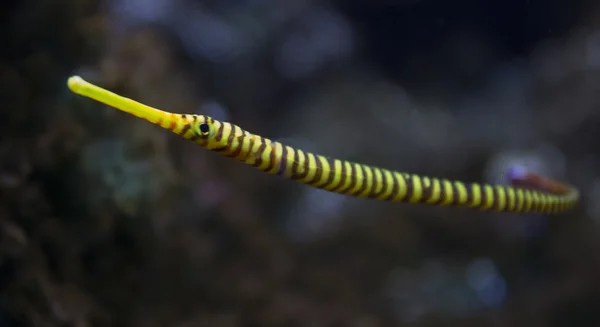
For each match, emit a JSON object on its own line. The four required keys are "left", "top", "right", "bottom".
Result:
{"left": 2, "top": 0, "right": 600, "bottom": 326}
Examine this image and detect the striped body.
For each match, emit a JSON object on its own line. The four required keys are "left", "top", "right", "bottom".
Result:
{"left": 67, "top": 76, "right": 579, "bottom": 215}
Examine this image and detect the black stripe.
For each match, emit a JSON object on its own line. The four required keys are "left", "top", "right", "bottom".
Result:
{"left": 477, "top": 185, "right": 487, "bottom": 210}
{"left": 420, "top": 177, "right": 433, "bottom": 202}
{"left": 430, "top": 179, "right": 445, "bottom": 205}
{"left": 265, "top": 141, "right": 277, "bottom": 172}
{"left": 341, "top": 163, "right": 357, "bottom": 194}
{"left": 359, "top": 165, "right": 372, "bottom": 195}
{"left": 331, "top": 161, "right": 350, "bottom": 193}
{"left": 464, "top": 183, "right": 473, "bottom": 207}
{"left": 291, "top": 148, "right": 301, "bottom": 179}
{"left": 180, "top": 123, "right": 192, "bottom": 136}
{"left": 322, "top": 158, "right": 338, "bottom": 189}
{"left": 307, "top": 154, "right": 323, "bottom": 185}
{"left": 277, "top": 144, "right": 288, "bottom": 176}
{"left": 231, "top": 135, "right": 247, "bottom": 159}
{"left": 213, "top": 146, "right": 229, "bottom": 152}
{"left": 369, "top": 168, "right": 383, "bottom": 198}
{"left": 385, "top": 171, "right": 400, "bottom": 201}
{"left": 295, "top": 150, "right": 310, "bottom": 180}
{"left": 429, "top": 179, "right": 443, "bottom": 205}
{"left": 254, "top": 138, "right": 267, "bottom": 167}
{"left": 448, "top": 180, "right": 459, "bottom": 206}
{"left": 348, "top": 164, "right": 364, "bottom": 196}
{"left": 215, "top": 123, "right": 225, "bottom": 141}
{"left": 244, "top": 136, "right": 257, "bottom": 162}
{"left": 227, "top": 124, "right": 237, "bottom": 146}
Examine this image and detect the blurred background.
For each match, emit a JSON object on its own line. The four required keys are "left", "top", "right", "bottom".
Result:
{"left": 2, "top": 0, "right": 600, "bottom": 326}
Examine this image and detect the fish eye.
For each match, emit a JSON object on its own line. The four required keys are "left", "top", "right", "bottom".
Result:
{"left": 199, "top": 123, "right": 210, "bottom": 136}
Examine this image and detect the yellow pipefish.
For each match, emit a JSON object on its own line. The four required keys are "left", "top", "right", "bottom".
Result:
{"left": 67, "top": 76, "right": 579, "bottom": 214}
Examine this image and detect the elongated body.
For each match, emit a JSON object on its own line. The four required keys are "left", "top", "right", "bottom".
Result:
{"left": 67, "top": 76, "right": 579, "bottom": 214}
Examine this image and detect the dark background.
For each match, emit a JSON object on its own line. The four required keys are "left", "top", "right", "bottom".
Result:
{"left": 2, "top": 0, "right": 600, "bottom": 326}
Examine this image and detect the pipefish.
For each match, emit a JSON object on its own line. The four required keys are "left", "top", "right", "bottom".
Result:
{"left": 67, "top": 76, "right": 579, "bottom": 214}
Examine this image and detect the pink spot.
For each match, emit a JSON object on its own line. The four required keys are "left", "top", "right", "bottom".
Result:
{"left": 507, "top": 165, "right": 529, "bottom": 185}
